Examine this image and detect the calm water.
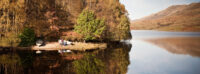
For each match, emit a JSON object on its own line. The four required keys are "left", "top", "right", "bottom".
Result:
{"left": 0, "top": 30, "right": 200, "bottom": 74}
{"left": 128, "top": 30, "right": 200, "bottom": 74}
{"left": 131, "top": 30, "right": 200, "bottom": 39}
{"left": 0, "top": 43, "right": 131, "bottom": 74}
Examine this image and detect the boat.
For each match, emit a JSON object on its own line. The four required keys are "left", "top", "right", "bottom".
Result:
{"left": 36, "top": 39, "right": 43, "bottom": 47}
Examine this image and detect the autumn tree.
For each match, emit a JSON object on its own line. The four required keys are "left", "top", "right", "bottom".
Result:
{"left": 0, "top": 0, "right": 26, "bottom": 46}
{"left": 117, "top": 15, "right": 131, "bottom": 40}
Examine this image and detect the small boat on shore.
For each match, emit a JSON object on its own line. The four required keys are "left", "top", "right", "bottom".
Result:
{"left": 36, "top": 40, "right": 44, "bottom": 47}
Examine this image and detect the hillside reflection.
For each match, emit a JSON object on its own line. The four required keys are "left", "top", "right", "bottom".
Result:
{"left": 0, "top": 43, "right": 131, "bottom": 74}
{"left": 146, "top": 37, "right": 200, "bottom": 57}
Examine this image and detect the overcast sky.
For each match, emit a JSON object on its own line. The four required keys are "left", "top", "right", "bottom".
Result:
{"left": 120, "top": 0, "right": 200, "bottom": 20}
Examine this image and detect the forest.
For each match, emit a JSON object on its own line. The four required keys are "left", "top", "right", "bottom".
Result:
{"left": 0, "top": 0, "right": 131, "bottom": 47}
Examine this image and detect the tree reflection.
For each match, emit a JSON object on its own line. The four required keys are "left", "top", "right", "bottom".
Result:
{"left": 101, "top": 43, "right": 131, "bottom": 74}
{"left": 0, "top": 53, "right": 23, "bottom": 74}
{"left": 72, "top": 42, "right": 131, "bottom": 74}
{"left": 0, "top": 42, "right": 132, "bottom": 74}
{"left": 73, "top": 54, "right": 105, "bottom": 74}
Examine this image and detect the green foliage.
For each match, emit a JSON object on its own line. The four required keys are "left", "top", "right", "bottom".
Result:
{"left": 73, "top": 54, "right": 105, "bottom": 74}
{"left": 74, "top": 10, "right": 106, "bottom": 41}
{"left": 19, "top": 28, "right": 36, "bottom": 47}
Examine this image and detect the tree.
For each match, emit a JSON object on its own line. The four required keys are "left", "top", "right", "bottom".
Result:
{"left": 0, "top": 0, "right": 26, "bottom": 33}
{"left": 0, "top": 0, "right": 26, "bottom": 47}
{"left": 74, "top": 10, "right": 106, "bottom": 41}
{"left": 117, "top": 15, "right": 131, "bottom": 40}
{"left": 19, "top": 28, "right": 36, "bottom": 47}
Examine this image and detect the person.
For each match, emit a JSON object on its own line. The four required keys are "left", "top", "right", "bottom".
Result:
{"left": 58, "top": 39, "right": 63, "bottom": 45}
{"left": 61, "top": 39, "right": 64, "bottom": 45}
{"left": 63, "top": 40, "right": 67, "bottom": 46}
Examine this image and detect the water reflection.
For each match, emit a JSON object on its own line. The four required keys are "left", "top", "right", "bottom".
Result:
{"left": 0, "top": 43, "right": 132, "bottom": 74}
{"left": 0, "top": 53, "right": 23, "bottom": 74}
{"left": 128, "top": 39, "right": 200, "bottom": 74}
{"left": 146, "top": 37, "right": 200, "bottom": 57}
{"left": 128, "top": 30, "right": 200, "bottom": 74}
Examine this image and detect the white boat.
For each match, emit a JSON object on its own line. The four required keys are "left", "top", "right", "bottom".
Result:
{"left": 36, "top": 43, "right": 42, "bottom": 46}
{"left": 36, "top": 40, "right": 43, "bottom": 47}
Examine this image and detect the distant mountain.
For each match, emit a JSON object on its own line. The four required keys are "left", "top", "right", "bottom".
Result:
{"left": 131, "top": 2, "right": 200, "bottom": 32}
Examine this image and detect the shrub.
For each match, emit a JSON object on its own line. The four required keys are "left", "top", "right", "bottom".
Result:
{"left": 74, "top": 10, "right": 106, "bottom": 41}
{"left": 19, "top": 28, "right": 36, "bottom": 47}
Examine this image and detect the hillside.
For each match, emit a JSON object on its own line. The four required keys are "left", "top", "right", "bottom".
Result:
{"left": 131, "top": 2, "right": 200, "bottom": 32}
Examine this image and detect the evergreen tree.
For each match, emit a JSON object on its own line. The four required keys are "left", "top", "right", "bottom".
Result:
{"left": 74, "top": 10, "right": 106, "bottom": 41}
{"left": 19, "top": 28, "right": 36, "bottom": 47}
